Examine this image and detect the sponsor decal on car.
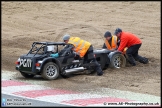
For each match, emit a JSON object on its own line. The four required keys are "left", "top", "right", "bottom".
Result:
{"left": 20, "top": 59, "right": 32, "bottom": 67}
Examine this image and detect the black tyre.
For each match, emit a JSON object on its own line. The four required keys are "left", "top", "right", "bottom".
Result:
{"left": 20, "top": 71, "right": 35, "bottom": 78}
{"left": 41, "top": 62, "right": 59, "bottom": 80}
{"left": 110, "top": 53, "right": 126, "bottom": 68}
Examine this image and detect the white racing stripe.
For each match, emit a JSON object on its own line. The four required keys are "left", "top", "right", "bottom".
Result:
{"left": 2, "top": 85, "right": 50, "bottom": 94}
{"left": 1, "top": 71, "right": 161, "bottom": 106}
{"left": 35, "top": 93, "right": 108, "bottom": 103}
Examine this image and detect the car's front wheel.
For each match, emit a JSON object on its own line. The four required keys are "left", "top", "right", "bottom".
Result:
{"left": 41, "top": 62, "right": 59, "bottom": 80}
{"left": 110, "top": 53, "right": 126, "bottom": 69}
{"left": 20, "top": 71, "right": 35, "bottom": 78}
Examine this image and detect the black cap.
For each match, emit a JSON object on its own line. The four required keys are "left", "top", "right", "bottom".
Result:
{"left": 114, "top": 28, "right": 122, "bottom": 35}
{"left": 104, "top": 31, "right": 112, "bottom": 38}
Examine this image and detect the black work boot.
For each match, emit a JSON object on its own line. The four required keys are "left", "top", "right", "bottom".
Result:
{"left": 138, "top": 56, "right": 149, "bottom": 64}
{"left": 131, "top": 62, "right": 136, "bottom": 66}
{"left": 97, "top": 71, "right": 103, "bottom": 76}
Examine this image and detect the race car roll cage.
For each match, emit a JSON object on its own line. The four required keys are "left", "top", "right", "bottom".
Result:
{"left": 26, "top": 42, "right": 67, "bottom": 57}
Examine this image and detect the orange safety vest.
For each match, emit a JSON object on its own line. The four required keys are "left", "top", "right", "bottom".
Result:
{"left": 68, "top": 37, "right": 91, "bottom": 57}
{"left": 105, "top": 36, "right": 118, "bottom": 50}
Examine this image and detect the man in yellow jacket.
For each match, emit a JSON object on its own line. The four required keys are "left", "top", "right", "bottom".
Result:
{"left": 61, "top": 34, "right": 103, "bottom": 76}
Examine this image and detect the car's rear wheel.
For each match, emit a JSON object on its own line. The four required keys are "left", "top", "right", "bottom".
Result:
{"left": 110, "top": 53, "right": 126, "bottom": 68}
{"left": 20, "top": 71, "right": 35, "bottom": 78}
{"left": 41, "top": 62, "right": 59, "bottom": 80}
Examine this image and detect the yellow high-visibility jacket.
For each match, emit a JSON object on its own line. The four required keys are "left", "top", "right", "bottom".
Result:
{"left": 68, "top": 37, "right": 91, "bottom": 57}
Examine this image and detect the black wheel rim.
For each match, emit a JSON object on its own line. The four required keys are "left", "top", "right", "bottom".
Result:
{"left": 45, "top": 65, "right": 57, "bottom": 78}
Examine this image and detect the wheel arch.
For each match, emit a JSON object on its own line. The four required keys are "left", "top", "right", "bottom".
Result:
{"left": 108, "top": 51, "right": 124, "bottom": 62}
{"left": 40, "top": 57, "right": 61, "bottom": 72}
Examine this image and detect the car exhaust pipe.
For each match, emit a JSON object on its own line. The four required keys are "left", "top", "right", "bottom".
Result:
{"left": 64, "top": 67, "right": 86, "bottom": 74}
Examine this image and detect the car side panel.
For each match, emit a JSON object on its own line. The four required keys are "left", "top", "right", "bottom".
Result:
{"left": 95, "top": 53, "right": 109, "bottom": 69}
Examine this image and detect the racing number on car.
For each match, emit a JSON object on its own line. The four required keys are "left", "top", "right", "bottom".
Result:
{"left": 20, "top": 59, "right": 31, "bottom": 67}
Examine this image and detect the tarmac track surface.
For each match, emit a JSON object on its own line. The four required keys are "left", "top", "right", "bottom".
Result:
{"left": 1, "top": 71, "right": 161, "bottom": 107}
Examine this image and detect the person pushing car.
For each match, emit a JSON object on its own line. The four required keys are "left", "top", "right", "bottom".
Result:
{"left": 102, "top": 31, "right": 120, "bottom": 51}
{"left": 103, "top": 31, "right": 128, "bottom": 54}
{"left": 51, "top": 34, "right": 104, "bottom": 76}
{"left": 114, "top": 28, "right": 148, "bottom": 66}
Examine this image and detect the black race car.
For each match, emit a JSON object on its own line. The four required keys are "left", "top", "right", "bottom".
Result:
{"left": 15, "top": 42, "right": 126, "bottom": 80}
